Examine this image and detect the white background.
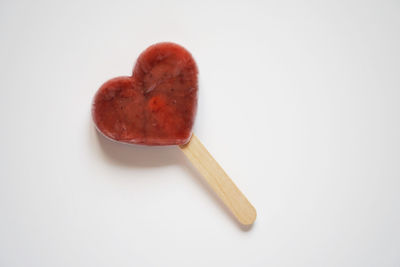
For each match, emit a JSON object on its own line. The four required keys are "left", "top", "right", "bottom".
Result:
{"left": 1, "top": 0, "right": 399, "bottom": 266}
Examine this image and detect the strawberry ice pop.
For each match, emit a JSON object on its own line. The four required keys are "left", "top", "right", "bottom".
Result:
{"left": 92, "top": 42, "right": 256, "bottom": 225}
{"left": 93, "top": 43, "right": 197, "bottom": 145}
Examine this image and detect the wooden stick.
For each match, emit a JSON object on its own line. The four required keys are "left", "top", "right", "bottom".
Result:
{"left": 179, "top": 133, "right": 256, "bottom": 225}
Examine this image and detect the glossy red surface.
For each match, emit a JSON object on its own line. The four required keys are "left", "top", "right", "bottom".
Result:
{"left": 92, "top": 42, "right": 198, "bottom": 145}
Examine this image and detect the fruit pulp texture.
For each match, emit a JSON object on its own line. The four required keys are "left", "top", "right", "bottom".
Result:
{"left": 93, "top": 43, "right": 198, "bottom": 145}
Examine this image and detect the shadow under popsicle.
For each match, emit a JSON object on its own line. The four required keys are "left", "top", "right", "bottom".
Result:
{"left": 95, "top": 129, "right": 254, "bottom": 231}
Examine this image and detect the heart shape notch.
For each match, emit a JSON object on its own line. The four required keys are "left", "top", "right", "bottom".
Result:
{"left": 92, "top": 42, "right": 198, "bottom": 145}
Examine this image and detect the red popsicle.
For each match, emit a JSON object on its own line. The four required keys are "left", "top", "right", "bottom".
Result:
{"left": 92, "top": 42, "right": 256, "bottom": 226}
{"left": 93, "top": 42, "right": 197, "bottom": 145}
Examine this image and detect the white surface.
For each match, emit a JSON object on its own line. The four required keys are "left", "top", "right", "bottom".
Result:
{"left": 1, "top": 0, "right": 400, "bottom": 266}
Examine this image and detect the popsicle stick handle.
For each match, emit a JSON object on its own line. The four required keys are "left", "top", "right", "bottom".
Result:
{"left": 179, "top": 134, "right": 256, "bottom": 225}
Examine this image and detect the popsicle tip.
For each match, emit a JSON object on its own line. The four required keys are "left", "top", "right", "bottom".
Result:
{"left": 238, "top": 205, "right": 257, "bottom": 226}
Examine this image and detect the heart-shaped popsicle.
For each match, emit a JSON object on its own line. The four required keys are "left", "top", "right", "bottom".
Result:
{"left": 92, "top": 42, "right": 256, "bottom": 225}
{"left": 93, "top": 42, "right": 197, "bottom": 145}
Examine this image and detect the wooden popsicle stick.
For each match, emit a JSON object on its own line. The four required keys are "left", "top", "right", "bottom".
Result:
{"left": 179, "top": 133, "right": 256, "bottom": 225}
